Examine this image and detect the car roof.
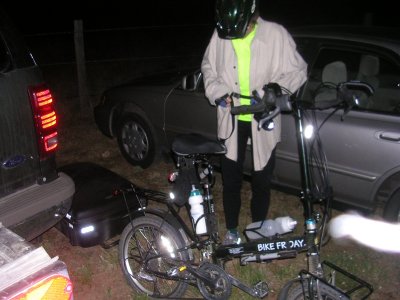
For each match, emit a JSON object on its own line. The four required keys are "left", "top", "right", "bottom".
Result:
{"left": 290, "top": 25, "right": 400, "bottom": 53}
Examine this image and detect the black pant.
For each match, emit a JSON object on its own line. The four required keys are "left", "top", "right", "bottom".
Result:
{"left": 221, "top": 121, "right": 276, "bottom": 230}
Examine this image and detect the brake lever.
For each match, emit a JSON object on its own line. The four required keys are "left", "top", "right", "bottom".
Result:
{"left": 257, "top": 106, "right": 281, "bottom": 130}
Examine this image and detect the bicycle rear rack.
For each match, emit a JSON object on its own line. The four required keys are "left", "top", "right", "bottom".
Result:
{"left": 299, "top": 260, "right": 374, "bottom": 300}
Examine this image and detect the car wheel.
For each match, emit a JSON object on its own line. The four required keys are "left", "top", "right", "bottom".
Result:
{"left": 116, "top": 113, "right": 156, "bottom": 168}
{"left": 383, "top": 188, "right": 400, "bottom": 222}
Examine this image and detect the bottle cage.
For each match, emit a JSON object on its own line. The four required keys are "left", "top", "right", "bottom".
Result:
{"left": 170, "top": 157, "right": 199, "bottom": 207}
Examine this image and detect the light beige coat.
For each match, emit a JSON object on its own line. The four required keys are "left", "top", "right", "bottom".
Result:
{"left": 201, "top": 18, "right": 307, "bottom": 171}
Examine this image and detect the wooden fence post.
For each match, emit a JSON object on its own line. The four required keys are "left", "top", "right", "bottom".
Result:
{"left": 74, "top": 20, "right": 90, "bottom": 116}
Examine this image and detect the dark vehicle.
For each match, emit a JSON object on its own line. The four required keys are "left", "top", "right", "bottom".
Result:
{"left": 0, "top": 8, "right": 74, "bottom": 241}
{"left": 0, "top": 6, "right": 74, "bottom": 299}
{"left": 94, "top": 25, "right": 400, "bottom": 222}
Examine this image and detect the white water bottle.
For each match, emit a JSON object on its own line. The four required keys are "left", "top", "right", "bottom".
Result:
{"left": 245, "top": 216, "right": 297, "bottom": 240}
{"left": 188, "top": 185, "right": 207, "bottom": 235}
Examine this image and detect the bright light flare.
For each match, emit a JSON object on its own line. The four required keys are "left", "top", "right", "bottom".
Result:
{"left": 161, "top": 235, "right": 176, "bottom": 258}
{"left": 329, "top": 213, "right": 400, "bottom": 253}
{"left": 81, "top": 225, "right": 94, "bottom": 234}
{"left": 304, "top": 124, "right": 314, "bottom": 139}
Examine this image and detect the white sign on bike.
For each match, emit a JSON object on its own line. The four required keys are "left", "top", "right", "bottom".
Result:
{"left": 257, "top": 238, "right": 306, "bottom": 252}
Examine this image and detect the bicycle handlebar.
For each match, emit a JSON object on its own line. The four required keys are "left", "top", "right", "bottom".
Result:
{"left": 229, "top": 83, "right": 292, "bottom": 130}
{"left": 230, "top": 101, "right": 269, "bottom": 115}
{"left": 227, "top": 81, "right": 374, "bottom": 129}
{"left": 314, "top": 81, "right": 374, "bottom": 110}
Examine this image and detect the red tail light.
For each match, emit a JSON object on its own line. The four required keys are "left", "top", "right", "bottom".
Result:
{"left": 29, "top": 85, "right": 58, "bottom": 159}
{"left": 168, "top": 171, "right": 178, "bottom": 182}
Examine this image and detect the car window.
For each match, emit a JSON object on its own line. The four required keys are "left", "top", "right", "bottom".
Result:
{"left": 375, "top": 57, "right": 400, "bottom": 113}
{"left": 293, "top": 37, "right": 317, "bottom": 64}
{"left": 304, "top": 47, "right": 400, "bottom": 115}
{"left": 0, "top": 34, "right": 11, "bottom": 72}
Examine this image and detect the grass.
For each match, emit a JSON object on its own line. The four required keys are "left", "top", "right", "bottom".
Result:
{"left": 50, "top": 108, "right": 400, "bottom": 300}
{"left": 187, "top": 181, "right": 399, "bottom": 299}
{"left": 75, "top": 264, "right": 93, "bottom": 285}
{"left": 99, "top": 246, "right": 120, "bottom": 267}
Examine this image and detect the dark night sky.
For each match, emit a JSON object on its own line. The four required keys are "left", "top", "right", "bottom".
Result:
{"left": 2, "top": 0, "right": 398, "bottom": 34}
{"left": 2, "top": 1, "right": 215, "bottom": 33}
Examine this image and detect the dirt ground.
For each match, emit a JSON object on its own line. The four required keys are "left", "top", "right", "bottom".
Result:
{"left": 39, "top": 99, "right": 400, "bottom": 300}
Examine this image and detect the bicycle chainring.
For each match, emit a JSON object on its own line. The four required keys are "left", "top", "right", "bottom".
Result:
{"left": 196, "top": 262, "right": 232, "bottom": 300}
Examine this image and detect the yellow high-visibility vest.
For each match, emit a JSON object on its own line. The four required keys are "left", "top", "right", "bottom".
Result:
{"left": 232, "top": 25, "right": 257, "bottom": 122}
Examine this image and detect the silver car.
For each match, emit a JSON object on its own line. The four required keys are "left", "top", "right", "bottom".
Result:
{"left": 94, "top": 26, "right": 400, "bottom": 221}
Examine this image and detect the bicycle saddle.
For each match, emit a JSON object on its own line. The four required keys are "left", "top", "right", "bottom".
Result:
{"left": 172, "top": 134, "right": 226, "bottom": 156}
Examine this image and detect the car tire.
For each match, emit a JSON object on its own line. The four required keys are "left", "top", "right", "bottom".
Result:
{"left": 116, "top": 113, "right": 156, "bottom": 168}
{"left": 383, "top": 188, "right": 400, "bottom": 222}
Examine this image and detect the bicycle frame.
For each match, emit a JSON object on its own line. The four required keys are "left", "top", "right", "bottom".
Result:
{"left": 121, "top": 135, "right": 372, "bottom": 298}
{"left": 294, "top": 100, "right": 324, "bottom": 276}
{"left": 119, "top": 83, "right": 375, "bottom": 299}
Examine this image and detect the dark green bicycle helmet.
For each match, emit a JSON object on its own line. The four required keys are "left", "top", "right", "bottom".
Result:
{"left": 215, "top": 0, "right": 258, "bottom": 39}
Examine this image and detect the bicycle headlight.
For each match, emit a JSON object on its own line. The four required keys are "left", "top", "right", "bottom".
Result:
{"left": 304, "top": 124, "right": 314, "bottom": 139}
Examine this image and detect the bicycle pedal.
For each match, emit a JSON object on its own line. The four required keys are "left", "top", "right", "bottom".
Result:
{"left": 253, "top": 281, "right": 269, "bottom": 298}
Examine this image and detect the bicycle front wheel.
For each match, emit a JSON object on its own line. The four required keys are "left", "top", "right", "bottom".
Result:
{"left": 118, "top": 214, "right": 189, "bottom": 298}
{"left": 279, "top": 278, "right": 350, "bottom": 300}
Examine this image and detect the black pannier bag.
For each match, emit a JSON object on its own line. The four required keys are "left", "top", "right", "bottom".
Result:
{"left": 56, "top": 162, "right": 145, "bottom": 248}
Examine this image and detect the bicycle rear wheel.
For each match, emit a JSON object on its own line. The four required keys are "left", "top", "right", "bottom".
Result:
{"left": 118, "top": 214, "right": 189, "bottom": 298}
{"left": 279, "top": 278, "right": 349, "bottom": 300}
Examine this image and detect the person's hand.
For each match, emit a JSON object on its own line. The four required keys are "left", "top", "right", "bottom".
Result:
{"left": 225, "top": 96, "right": 233, "bottom": 106}
{"left": 215, "top": 95, "right": 232, "bottom": 107}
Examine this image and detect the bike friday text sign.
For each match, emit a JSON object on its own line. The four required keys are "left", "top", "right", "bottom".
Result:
{"left": 215, "top": 236, "right": 307, "bottom": 258}
{"left": 256, "top": 238, "right": 305, "bottom": 252}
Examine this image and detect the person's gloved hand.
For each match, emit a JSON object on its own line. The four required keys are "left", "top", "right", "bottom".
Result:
{"left": 215, "top": 94, "right": 232, "bottom": 107}
{"left": 251, "top": 97, "right": 258, "bottom": 106}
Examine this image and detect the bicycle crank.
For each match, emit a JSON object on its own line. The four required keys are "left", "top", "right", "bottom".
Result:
{"left": 196, "top": 262, "right": 232, "bottom": 300}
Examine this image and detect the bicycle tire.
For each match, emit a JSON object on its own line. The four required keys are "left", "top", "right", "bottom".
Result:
{"left": 279, "top": 278, "right": 350, "bottom": 300}
{"left": 118, "top": 215, "right": 189, "bottom": 298}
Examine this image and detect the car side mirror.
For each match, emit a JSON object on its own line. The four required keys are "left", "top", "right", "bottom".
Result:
{"left": 181, "top": 74, "right": 197, "bottom": 91}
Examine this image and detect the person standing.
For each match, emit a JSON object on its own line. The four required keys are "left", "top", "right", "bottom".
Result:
{"left": 201, "top": 0, "right": 307, "bottom": 245}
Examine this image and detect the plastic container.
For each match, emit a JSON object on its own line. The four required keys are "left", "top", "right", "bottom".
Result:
{"left": 188, "top": 185, "right": 207, "bottom": 235}
{"left": 245, "top": 216, "right": 297, "bottom": 240}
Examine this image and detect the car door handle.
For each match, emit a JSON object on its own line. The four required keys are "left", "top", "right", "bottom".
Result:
{"left": 379, "top": 133, "right": 400, "bottom": 142}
